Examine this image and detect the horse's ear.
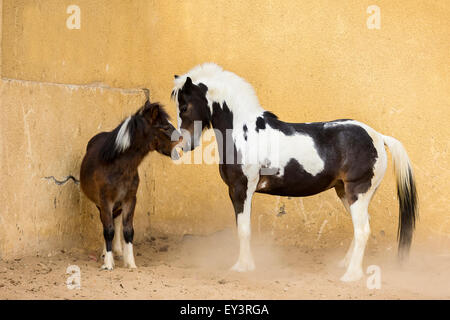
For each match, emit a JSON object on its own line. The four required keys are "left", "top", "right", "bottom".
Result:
{"left": 174, "top": 75, "right": 179, "bottom": 79}
{"left": 183, "top": 77, "right": 193, "bottom": 94}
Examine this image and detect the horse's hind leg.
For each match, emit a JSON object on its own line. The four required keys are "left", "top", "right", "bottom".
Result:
{"left": 340, "top": 185, "right": 374, "bottom": 282}
{"left": 122, "top": 196, "right": 137, "bottom": 269}
{"left": 335, "top": 182, "right": 354, "bottom": 268}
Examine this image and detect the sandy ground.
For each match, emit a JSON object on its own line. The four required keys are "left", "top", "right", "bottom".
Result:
{"left": 0, "top": 228, "right": 449, "bottom": 300}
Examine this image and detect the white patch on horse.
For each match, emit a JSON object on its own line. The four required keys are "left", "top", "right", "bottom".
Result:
{"left": 266, "top": 129, "right": 324, "bottom": 176}
{"left": 115, "top": 116, "right": 132, "bottom": 152}
{"left": 235, "top": 125, "right": 325, "bottom": 176}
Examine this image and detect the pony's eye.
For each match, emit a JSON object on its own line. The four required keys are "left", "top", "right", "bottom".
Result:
{"left": 179, "top": 104, "right": 188, "bottom": 114}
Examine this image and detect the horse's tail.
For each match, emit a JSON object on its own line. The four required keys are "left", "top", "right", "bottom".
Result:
{"left": 383, "top": 135, "right": 418, "bottom": 260}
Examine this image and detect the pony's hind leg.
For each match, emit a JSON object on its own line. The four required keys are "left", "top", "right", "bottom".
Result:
{"left": 113, "top": 211, "right": 123, "bottom": 258}
{"left": 122, "top": 197, "right": 137, "bottom": 269}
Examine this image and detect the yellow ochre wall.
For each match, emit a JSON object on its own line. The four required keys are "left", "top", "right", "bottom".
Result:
{"left": 1, "top": 0, "right": 449, "bottom": 259}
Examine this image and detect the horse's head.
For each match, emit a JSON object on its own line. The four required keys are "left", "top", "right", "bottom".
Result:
{"left": 174, "top": 76, "right": 211, "bottom": 152}
{"left": 140, "top": 100, "right": 182, "bottom": 157}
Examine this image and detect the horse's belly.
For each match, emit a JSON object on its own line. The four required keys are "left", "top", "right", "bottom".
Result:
{"left": 256, "top": 174, "right": 334, "bottom": 197}
{"left": 255, "top": 158, "right": 336, "bottom": 197}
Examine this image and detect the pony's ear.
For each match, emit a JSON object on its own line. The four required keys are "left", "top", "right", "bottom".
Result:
{"left": 142, "top": 88, "right": 150, "bottom": 100}
{"left": 198, "top": 83, "right": 208, "bottom": 94}
{"left": 174, "top": 75, "right": 179, "bottom": 79}
{"left": 150, "top": 104, "right": 160, "bottom": 122}
{"left": 141, "top": 101, "right": 158, "bottom": 121}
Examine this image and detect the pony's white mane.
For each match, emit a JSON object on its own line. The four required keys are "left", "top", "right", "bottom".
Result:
{"left": 115, "top": 116, "right": 132, "bottom": 152}
{"left": 172, "top": 63, "right": 264, "bottom": 117}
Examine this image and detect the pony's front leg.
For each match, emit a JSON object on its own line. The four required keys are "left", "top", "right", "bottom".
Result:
{"left": 99, "top": 202, "right": 115, "bottom": 270}
{"left": 122, "top": 196, "right": 137, "bottom": 269}
{"left": 229, "top": 167, "right": 259, "bottom": 272}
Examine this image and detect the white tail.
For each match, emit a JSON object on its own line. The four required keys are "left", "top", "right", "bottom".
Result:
{"left": 383, "top": 135, "right": 418, "bottom": 259}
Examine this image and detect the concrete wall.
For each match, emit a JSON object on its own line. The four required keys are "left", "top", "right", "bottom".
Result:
{"left": 1, "top": 0, "right": 449, "bottom": 259}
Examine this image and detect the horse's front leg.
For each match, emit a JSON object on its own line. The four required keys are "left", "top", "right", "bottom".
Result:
{"left": 229, "top": 167, "right": 259, "bottom": 272}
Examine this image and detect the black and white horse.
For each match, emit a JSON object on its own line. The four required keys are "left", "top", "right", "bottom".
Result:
{"left": 171, "top": 63, "right": 417, "bottom": 282}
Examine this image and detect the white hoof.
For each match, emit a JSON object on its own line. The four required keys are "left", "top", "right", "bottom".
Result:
{"left": 231, "top": 259, "right": 255, "bottom": 272}
{"left": 340, "top": 270, "right": 363, "bottom": 282}
{"left": 101, "top": 252, "right": 114, "bottom": 270}
{"left": 124, "top": 262, "right": 137, "bottom": 269}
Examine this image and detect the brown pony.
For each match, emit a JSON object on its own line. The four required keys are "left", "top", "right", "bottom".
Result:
{"left": 80, "top": 94, "right": 180, "bottom": 270}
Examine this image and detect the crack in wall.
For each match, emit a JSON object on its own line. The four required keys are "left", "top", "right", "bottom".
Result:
{"left": 44, "top": 175, "right": 79, "bottom": 186}
{"left": 1, "top": 77, "right": 148, "bottom": 95}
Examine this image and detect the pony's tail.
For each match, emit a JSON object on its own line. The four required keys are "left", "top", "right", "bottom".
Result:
{"left": 383, "top": 135, "right": 418, "bottom": 260}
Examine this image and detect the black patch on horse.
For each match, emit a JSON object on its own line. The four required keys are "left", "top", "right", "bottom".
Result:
{"left": 263, "top": 111, "right": 295, "bottom": 135}
{"left": 255, "top": 117, "right": 266, "bottom": 132}
{"left": 255, "top": 118, "right": 378, "bottom": 201}
{"left": 243, "top": 124, "right": 248, "bottom": 141}
{"left": 210, "top": 101, "right": 248, "bottom": 215}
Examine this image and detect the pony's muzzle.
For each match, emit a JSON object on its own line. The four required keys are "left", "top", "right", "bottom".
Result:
{"left": 171, "top": 135, "right": 183, "bottom": 160}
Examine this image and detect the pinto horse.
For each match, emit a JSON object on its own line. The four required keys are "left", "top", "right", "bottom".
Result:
{"left": 80, "top": 94, "right": 180, "bottom": 270}
{"left": 171, "top": 63, "right": 418, "bottom": 282}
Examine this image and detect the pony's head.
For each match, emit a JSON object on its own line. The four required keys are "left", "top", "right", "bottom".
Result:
{"left": 172, "top": 76, "right": 211, "bottom": 151}
{"left": 101, "top": 99, "right": 181, "bottom": 162}
{"left": 137, "top": 100, "right": 181, "bottom": 157}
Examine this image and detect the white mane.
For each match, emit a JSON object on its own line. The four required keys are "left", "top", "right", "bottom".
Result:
{"left": 172, "top": 63, "right": 265, "bottom": 118}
